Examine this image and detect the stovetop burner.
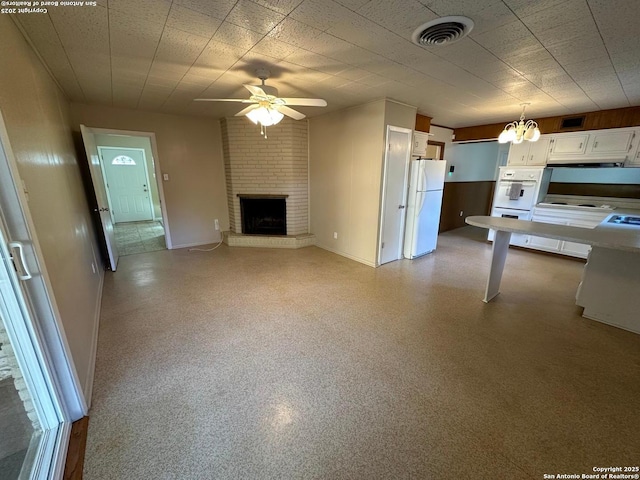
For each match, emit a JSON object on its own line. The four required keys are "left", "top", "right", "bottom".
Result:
{"left": 551, "top": 202, "right": 567, "bottom": 205}
{"left": 578, "top": 204, "right": 597, "bottom": 207}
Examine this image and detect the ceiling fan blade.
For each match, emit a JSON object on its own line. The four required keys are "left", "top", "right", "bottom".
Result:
{"left": 244, "top": 84, "right": 266, "bottom": 97}
{"left": 279, "top": 98, "right": 327, "bottom": 107}
{"left": 194, "top": 98, "right": 256, "bottom": 103}
{"left": 235, "top": 105, "right": 260, "bottom": 117}
{"left": 277, "top": 105, "right": 306, "bottom": 120}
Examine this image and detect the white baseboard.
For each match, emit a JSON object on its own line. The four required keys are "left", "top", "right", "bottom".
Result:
{"left": 83, "top": 269, "right": 104, "bottom": 409}
{"left": 315, "top": 243, "right": 377, "bottom": 268}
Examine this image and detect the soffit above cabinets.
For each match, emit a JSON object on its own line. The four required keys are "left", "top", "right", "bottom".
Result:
{"left": 11, "top": 0, "right": 640, "bottom": 127}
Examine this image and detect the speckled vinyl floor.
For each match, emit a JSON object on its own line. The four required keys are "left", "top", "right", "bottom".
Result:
{"left": 85, "top": 226, "right": 640, "bottom": 479}
{"left": 113, "top": 221, "right": 165, "bottom": 256}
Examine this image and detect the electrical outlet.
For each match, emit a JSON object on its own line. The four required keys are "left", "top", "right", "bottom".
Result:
{"left": 214, "top": 219, "right": 220, "bottom": 231}
{"left": 459, "top": 211, "right": 464, "bottom": 217}
{"left": 333, "top": 232, "right": 338, "bottom": 239}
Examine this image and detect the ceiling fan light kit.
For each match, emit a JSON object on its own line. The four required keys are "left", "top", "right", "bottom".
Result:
{"left": 498, "top": 103, "right": 541, "bottom": 144}
{"left": 246, "top": 107, "right": 284, "bottom": 127}
{"left": 195, "top": 69, "right": 327, "bottom": 139}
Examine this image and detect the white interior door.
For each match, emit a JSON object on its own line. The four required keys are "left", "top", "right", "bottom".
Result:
{"left": 379, "top": 126, "right": 411, "bottom": 265}
{"left": 80, "top": 126, "right": 119, "bottom": 271}
{"left": 98, "top": 147, "right": 153, "bottom": 223}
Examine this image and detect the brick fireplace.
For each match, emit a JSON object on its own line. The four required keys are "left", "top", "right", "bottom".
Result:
{"left": 220, "top": 117, "right": 314, "bottom": 248}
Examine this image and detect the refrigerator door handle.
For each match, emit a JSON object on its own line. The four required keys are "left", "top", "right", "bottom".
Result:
{"left": 417, "top": 191, "right": 426, "bottom": 214}
{"left": 419, "top": 162, "right": 428, "bottom": 192}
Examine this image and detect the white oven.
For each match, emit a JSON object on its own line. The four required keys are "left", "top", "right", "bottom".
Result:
{"left": 488, "top": 207, "right": 531, "bottom": 246}
{"left": 493, "top": 179, "right": 539, "bottom": 210}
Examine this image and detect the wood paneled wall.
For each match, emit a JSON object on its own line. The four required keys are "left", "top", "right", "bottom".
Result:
{"left": 439, "top": 181, "right": 495, "bottom": 232}
{"left": 415, "top": 114, "right": 432, "bottom": 133}
{"left": 454, "top": 106, "right": 640, "bottom": 142}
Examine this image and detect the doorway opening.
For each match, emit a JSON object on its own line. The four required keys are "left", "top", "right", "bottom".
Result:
{"left": 96, "top": 143, "right": 166, "bottom": 256}
{"left": 96, "top": 141, "right": 166, "bottom": 256}
{"left": 426, "top": 140, "right": 445, "bottom": 160}
{"left": 80, "top": 126, "right": 172, "bottom": 269}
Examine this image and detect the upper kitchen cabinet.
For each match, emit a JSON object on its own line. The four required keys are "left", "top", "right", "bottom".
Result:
{"left": 547, "top": 127, "right": 638, "bottom": 165}
{"left": 412, "top": 131, "right": 430, "bottom": 157}
{"left": 506, "top": 136, "right": 551, "bottom": 166}
{"left": 526, "top": 137, "right": 551, "bottom": 165}
{"left": 628, "top": 139, "right": 640, "bottom": 166}
{"left": 506, "top": 141, "right": 528, "bottom": 165}
{"left": 549, "top": 133, "right": 589, "bottom": 156}
{"left": 588, "top": 130, "right": 635, "bottom": 156}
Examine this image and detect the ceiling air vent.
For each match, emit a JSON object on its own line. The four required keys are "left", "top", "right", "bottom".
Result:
{"left": 412, "top": 16, "right": 474, "bottom": 47}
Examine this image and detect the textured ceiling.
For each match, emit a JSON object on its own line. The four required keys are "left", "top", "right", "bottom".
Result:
{"left": 12, "top": 0, "right": 640, "bottom": 127}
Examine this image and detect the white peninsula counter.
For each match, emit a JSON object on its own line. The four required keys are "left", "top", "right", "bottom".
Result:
{"left": 465, "top": 215, "right": 640, "bottom": 335}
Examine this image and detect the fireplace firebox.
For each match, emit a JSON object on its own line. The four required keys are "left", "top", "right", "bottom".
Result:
{"left": 238, "top": 195, "right": 287, "bottom": 236}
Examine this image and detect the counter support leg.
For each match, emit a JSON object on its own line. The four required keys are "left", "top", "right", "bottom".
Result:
{"left": 484, "top": 230, "right": 512, "bottom": 303}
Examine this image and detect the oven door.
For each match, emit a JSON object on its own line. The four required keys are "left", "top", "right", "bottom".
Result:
{"left": 488, "top": 207, "right": 531, "bottom": 246}
{"left": 493, "top": 180, "right": 538, "bottom": 210}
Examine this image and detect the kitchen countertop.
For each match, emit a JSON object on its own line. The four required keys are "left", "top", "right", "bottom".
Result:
{"left": 535, "top": 202, "right": 615, "bottom": 213}
{"left": 466, "top": 215, "right": 640, "bottom": 253}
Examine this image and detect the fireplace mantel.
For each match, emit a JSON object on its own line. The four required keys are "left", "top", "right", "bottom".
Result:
{"left": 237, "top": 194, "right": 289, "bottom": 199}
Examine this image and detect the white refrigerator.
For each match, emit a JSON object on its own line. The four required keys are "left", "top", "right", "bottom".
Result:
{"left": 403, "top": 159, "right": 446, "bottom": 259}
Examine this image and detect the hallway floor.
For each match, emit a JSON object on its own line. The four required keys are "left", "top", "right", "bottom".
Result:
{"left": 113, "top": 220, "right": 165, "bottom": 256}
{"left": 86, "top": 227, "right": 640, "bottom": 479}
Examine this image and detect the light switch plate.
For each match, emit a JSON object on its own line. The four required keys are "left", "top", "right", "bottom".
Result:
{"left": 163, "top": 173, "right": 169, "bottom": 181}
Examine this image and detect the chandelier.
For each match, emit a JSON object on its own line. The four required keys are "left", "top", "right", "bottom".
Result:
{"left": 246, "top": 105, "right": 284, "bottom": 138}
{"left": 498, "top": 103, "right": 541, "bottom": 144}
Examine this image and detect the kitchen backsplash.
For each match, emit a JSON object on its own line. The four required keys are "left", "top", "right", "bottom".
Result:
{"left": 548, "top": 182, "right": 640, "bottom": 199}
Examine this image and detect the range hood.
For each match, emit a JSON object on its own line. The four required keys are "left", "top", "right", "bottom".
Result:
{"left": 547, "top": 161, "right": 624, "bottom": 168}
{"left": 546, "top": 155, "right": 626, "bottom": 168}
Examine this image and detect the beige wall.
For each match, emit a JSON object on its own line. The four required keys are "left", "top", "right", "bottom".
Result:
{"left": 430, "top": 125, "right": 454, "bottom": 146}
{"left": 69, "top": 104, "right": 229, "bottom": 247}
{"left": 384, "top": 100, "right": 418, "bottom": 131}
{"left": 310, "top": 99, "right": 417, "bottom": 266}
{"left": 0, "top": 16, "right": 102, "bottom": 398}
{"left": 309, "top": 100, "right": 387, "bottom": 266}
{"left": 94, "top": 134, "right": 162, "bottom": 220}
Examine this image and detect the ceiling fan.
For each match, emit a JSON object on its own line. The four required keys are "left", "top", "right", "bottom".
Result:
{"left": 194, "top": 68, "right": 327, "bottom": 136}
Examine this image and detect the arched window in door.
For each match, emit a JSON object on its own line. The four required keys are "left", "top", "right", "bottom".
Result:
{"left": 111, "top": 155, "right": 136, "bottom": 166}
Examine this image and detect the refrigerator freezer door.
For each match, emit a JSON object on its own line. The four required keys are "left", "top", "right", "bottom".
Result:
{"left": 404, "top": 189, "right": 444, "bottom": 258}
{"left": 421, "top": 160, "right": 446, "bottom": 191}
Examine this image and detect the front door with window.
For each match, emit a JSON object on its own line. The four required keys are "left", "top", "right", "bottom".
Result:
{"left": 99, "top": 147, "right": 153, "bottom": 223}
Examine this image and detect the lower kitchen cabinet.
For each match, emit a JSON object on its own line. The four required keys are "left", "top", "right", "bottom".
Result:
{"left": 562, "top": 220, "right": 596, "bottom": 257}
{"left": 526, "top": 207, "right": 609, "bottom": 259}
{"left": 526, "top": 214, "right": 563, "bottom": 252}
